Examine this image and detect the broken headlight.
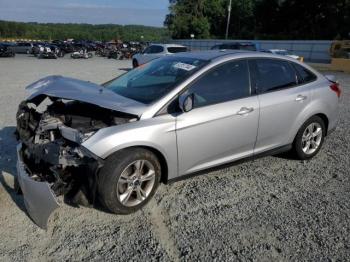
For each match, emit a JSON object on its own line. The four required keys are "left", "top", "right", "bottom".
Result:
{"left": 79, "top": 131, "right": 96, "bottom": 143}
{"left": 59, "top": 126, "right": 95, "bottom": 144}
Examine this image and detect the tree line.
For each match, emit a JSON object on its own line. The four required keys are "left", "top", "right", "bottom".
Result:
{"left": 165, "top": 0, "right": 350, "bottom": 40}
{"left": 0, "top": 20, "right": 170, "bottom": 41}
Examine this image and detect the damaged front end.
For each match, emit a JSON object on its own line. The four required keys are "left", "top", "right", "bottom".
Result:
{"left": 16, "top": 96, "right": 136, "bottom": 229}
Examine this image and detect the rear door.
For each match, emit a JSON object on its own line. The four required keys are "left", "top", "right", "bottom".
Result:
{"left": 176, "top": 59, "right": 259, "bottom": 175}
{"left": 249, "top": 58, "right": 311, "bottom": 153}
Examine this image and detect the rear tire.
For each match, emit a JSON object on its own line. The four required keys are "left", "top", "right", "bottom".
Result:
{"left": 132, "top": 59, "right": 139, "bottom": 68}
{"left": 97, "top": 148, "right": 161, "bottom": 214}
{"left": 293, "top": 116, "right": 325, "bottom": 160}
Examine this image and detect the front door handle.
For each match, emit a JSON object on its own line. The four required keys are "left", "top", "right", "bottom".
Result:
{"left": 237, "top": 107, "right": 254, "bottom": 116}
{"left": 295, "top": 95, "right": 307, "bottom": 101}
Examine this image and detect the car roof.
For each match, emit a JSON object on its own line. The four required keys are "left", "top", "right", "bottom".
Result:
{"left": 170, "top": 50, "right": 304, "bottom": 64}
{"left": 171, "top": 50, "right": 255, "bottom": 60}
{"left": 270, "top": 49, "right": 288, "bottom": 52}
{"left": 150, "top": 43, "right": 186, "bottom": 48}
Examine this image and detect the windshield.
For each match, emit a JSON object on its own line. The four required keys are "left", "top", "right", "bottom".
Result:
{"left": 104, "top": 57, "right": 208, "bottom": 104}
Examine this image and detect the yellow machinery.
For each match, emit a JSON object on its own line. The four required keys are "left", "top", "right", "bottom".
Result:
{"left": 330, "top": 40, "right": 350, "bottom": 73}
{"left": 330, "top": 40, "right": 350, "bottom": 59}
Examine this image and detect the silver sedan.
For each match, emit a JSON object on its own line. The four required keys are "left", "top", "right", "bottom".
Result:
{"left": 15, "top": 50, "right": 340, "bottom": 228}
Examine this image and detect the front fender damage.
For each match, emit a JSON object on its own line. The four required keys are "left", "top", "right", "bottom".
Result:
{"left": 15, "top": 95, "right": 134, "bottom": 228}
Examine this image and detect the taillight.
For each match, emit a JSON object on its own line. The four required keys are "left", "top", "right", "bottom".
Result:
{"left": 330, "top": 82, "right": 341, "bottom": 98}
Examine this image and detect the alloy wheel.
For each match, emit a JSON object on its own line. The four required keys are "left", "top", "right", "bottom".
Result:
{"left": 301, "top": 122, "right": 323, "bottom": 155}
{"left": 116, "top": 160, "right": 156, "bottom": 207}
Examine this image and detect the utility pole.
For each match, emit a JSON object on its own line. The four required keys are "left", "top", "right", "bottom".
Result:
{"left": 225, "top": 0, "right": 232, "bottom": 39}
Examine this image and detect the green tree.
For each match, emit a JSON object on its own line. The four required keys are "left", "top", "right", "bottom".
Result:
{"left": 165, "top": 0, "right": 255, "bottom": 39}
{"left": 0, "top": 20, "right": 170, "bottom": 41}
{"left": 165, "top": 0, "right": 211, "bottom": 39}
{"left": 165, "top": 0, "right": 350, "bottom": 40}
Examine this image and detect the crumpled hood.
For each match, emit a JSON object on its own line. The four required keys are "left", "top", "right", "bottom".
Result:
{"left": 26, "top": 75, "right": 146, "bottom": 116}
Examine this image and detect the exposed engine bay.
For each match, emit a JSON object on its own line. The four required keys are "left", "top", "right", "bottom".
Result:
{"left": 16, "top": 96, "right": 137, "bottom": 205}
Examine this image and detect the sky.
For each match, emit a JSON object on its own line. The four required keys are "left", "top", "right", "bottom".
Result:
{"left": 0, "top": 0, "right": 169, "bottom": 27}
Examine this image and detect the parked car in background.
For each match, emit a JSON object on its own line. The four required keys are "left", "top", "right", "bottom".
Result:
{"left": 13, "top": 42, "right": 33, "bottom": 54}
{"left": 55, "top": 42, "right": 75, "bottom": 54}
{"left": 262, "top": 49, "right": 303, "bottom": 61}
{"left": 15, "top": 50, "right": 340, "bottom": 228}
{"left": 211, "top": 42, "right": 257, "bottom": 51}
{"left": 0, "top": 43, "right": 15, "bottom": 57}
{"left": 132, "top": 44, "right": 188, "bottom": 67}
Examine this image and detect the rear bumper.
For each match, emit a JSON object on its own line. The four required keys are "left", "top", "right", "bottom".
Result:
{"left": 16, "top": 143, "right": 60, "bottom": 229}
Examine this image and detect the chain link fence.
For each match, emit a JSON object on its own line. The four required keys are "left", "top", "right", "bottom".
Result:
{"left": 166, "top": 39, "right": 333, "bottom": 63}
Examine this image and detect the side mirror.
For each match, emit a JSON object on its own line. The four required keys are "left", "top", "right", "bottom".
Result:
{"left": 179, "top": 93, "right": 194, "bottom": 112}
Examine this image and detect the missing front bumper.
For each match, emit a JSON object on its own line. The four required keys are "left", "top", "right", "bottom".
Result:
{"left": 16, "top": 143, "right": 60, "bottom": 229}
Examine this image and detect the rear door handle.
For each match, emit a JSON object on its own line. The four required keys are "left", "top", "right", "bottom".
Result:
{"left": 295, "top": 95, "right": 307, "bottom": 101}
{"left": 237, "top": 107, "right": 254, "bottom": 116}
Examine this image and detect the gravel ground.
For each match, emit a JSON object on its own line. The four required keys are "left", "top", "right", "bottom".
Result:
{"left": 0, "top": 54, "right": 349, "bottom": 261}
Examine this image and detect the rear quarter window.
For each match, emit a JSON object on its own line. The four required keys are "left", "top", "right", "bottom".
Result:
{"left": 292, "top": 63, "right": 317, "bottom": 84}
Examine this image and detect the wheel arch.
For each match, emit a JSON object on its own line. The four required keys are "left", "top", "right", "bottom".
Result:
{"left": 104, "top": 145, "right": 169, "bottom": 184}
{"left": 137, "top": 145, "right": 169, "bottom": 184}
{"left": 314, "top": 113, "right": 329, "bottom": 136}
{"left": 292, "top": 112, "right": 330, "bottom": 144}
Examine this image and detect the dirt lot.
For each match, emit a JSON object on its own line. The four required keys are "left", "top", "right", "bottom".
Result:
{"left": 0, "top": 54, "right": 349, "bottom": 261}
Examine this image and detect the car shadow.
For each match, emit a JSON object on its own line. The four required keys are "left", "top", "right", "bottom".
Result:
{"left": 118, "top": 68, "right": 132, "bottom": 72}
{"left": 273, "top": 151, "right": 299, "bottom": 160}
{"left": 0, "top": 126, "right": 27, "bottom": 213}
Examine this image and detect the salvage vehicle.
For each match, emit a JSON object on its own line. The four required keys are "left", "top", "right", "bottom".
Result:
{"left": 0, "top": 43, "right": 15, "bottom": 57}
{"left": 31, "top": 43, "right": 45, "bottom": 56}
{"left": 132, "top": 44, "right": 188, "bottom": 68}
{"left": 16, "top": 50, "right": 340, "bottom": 228}
{"left": 38, "top": 45, "right": 64, "bottom": 59}
{"left": 71, "top": 49, "right": 93, "bottom": 59}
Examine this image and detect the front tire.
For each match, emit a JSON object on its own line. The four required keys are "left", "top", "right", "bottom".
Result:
{"left": 293, "top": 116, "right": 325, "bottom": 160}
{"left": 97, "top": 148, "right": 161, "bottom": 214}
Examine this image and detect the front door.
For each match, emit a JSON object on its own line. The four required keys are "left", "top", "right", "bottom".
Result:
{"left": 176, "top": 59, "right": 259, "bottom": 175}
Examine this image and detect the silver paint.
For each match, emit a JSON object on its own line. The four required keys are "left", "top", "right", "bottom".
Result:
{"left": 17, "top": 51, "right": 339, "bottom": 227}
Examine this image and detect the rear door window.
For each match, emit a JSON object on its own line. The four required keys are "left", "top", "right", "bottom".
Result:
{"left": 251, "top": 59, "right": 297, "bottom": 94}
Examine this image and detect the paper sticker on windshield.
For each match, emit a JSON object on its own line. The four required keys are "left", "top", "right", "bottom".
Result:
{"left": 173, "top": 62, "right": 196, "bottom": 71}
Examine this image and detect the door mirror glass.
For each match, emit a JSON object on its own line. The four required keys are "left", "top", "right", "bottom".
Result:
{"left": 179, "top": 93, "right": 194, "bottom": 112}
